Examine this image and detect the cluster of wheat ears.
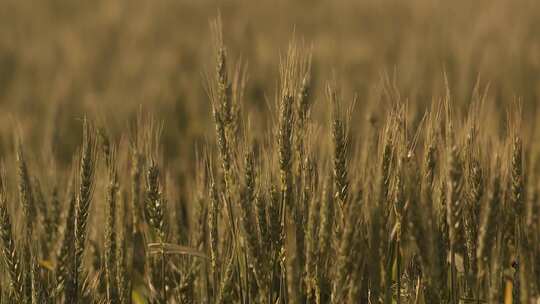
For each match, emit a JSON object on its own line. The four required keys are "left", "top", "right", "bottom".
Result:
{"left": 0, "top": 19, "right": 539, "bottom": 304}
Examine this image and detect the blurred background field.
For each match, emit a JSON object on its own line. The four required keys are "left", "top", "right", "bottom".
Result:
{"left": 1, "top": 0, "right": 539, "bottom": 168}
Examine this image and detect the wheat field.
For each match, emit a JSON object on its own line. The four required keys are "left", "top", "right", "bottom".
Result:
{"left": 0, "top": 0, "right": 540, "bottom": 303}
